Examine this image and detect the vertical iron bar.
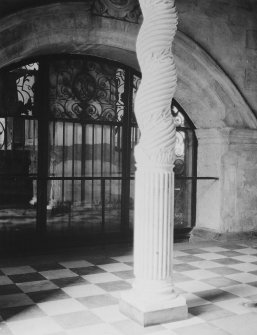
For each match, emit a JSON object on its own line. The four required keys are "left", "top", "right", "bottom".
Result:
{"left": 72, "top": 123, "right": 75, "bottom": 204}
{"left": 4, "top": 117, "right": 7, "bottom": 151}
{"left": 101, "top": 178, "right": 105, "bottom": 239}
{"left": 109, "top": 126, "right": 112, "bottom": 204}
{"left": 62, "top": 121, "right": 65, "bottom": 202}
{"left": 91, "top": 124, "right": 95, "bottom": 206}
{"left": 36, "top": 60, "right": 49, "bottom": 235}
{"left": 101, "top": 124, "right": 104, "bottom": 177}
{"left": 191, "top": 129, "right": 198, "bottom": 228}
{"left": 81, "top": 123, "right": 85, "bottom": 202}
{"left": 120, "top": 68, "right": 133, "bottom": 234}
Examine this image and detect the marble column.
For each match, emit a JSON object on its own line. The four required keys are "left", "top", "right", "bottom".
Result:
{"left": 119, "top": 0, "right": 188, "bottom": 326}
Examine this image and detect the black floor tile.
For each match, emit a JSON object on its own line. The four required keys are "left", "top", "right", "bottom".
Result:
{"left": 0, "top": 305, "right": 45, "bottom": 321}
{"left": 181, "top": 248, "right": 209, "bottom": 255}
{"left": 86, "top": 257, "right": 119, "bottom": 266}
{"left": 0, "top": 285, "right": 22, "bottom": 295}
{"left": 31, "top": 263, "right": 66, "bottom": 272}
{"left": 8, "top": 273, "right": 46, "bottom": 283}
{"left": 27, "top": 289, "right": 70, "bottom": 303}
{"left": 112, "top": 270, "right": 134, "bottom": 280}
{"left": 71, "top": 266, "right": 106, "bottom": 276}
{"left": 215, "top": 251, "right": 245, "bottom": 257}
{"left": 208, "top": 267, "right": 241, "bottom": 276}
{"left": 52, "top": 276, "right": 88, "bottom": 288}
{"left": 189, "top": 303, "right": 235, "bottom": 321}
{"left": 195, "top": 288, "right": 238, "bottom": 302}
{"left": 212, "top": 258, "right": 243, "bottom": 265}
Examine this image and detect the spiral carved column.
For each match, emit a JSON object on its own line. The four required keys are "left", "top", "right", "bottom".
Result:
{"left": 119, "top": 0, "right": 188, "bottom": 326}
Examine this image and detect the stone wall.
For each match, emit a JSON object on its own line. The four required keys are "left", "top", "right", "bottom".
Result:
{"left": 177, "top": 0, "right": 257, "bottom": 116}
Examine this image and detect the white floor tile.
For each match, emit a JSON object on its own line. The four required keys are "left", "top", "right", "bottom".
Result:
{"left": 163, "top": 316, "right": 204, "bottom": 330}
{"left": 182, "top": 269, "right": 217, "bottom": 280}
{"left": 173, "top": 251, "right": 189, "bottom": 257}
{"left": 62, "top": 284, "right": 105, "bottom": 298}
{"left": 91, "top": 305, "right": 127, "bottom": 323}
{"left": 210, "top": 312, "right": 257, "bottom": 335}
{"left": 40, "top": 269, "right": 77, "bottom": 280}
{"left": 228, "top": 262, "right": 257, "bottom": 272}
{"left": 175, "top": 280, "right": 216, "bottom": 293}
{"left": 174, "top": 322, "right": 231, "bottom": 335}
{"left": 59, "top": 260, "right": 94, "bottom": 268}
{"left": 231, "top": 255, "right": 257, "bottom": 263}
{"left": 111, "top": 255, "right": 133, "bottom": 263}
{"left": 196, "top": 253, "right": 227, "bottom": 261}
{"left": 200, "top": 247, "right": 228, "bottom": 253}
{"left": 83, "top": 272, "right": 121, "bottom": 284}
{"left": 66, "top": 323, "right": 123, "bottom": 335}
{"left": 184, "top": 293, "right": 210, "bottom": 308}
{"left": 98, "top": 263, "right": 132, "bottom": 272}
{"left": 38, "top": 298, "right": 86, "bottom": 316}
{"left": 189, "top": 261, "right": 224, "bottom": 270}
{"left": 221, "top": 284, "right": 257, "bottom": 298}
{"left": 7, "top": 317, "right": 62, "bottom": 335}
{"left": 214, "top": 297, "right": 251, "bottom": 315}
{"left": 0, "top": 275, "right": 13, "bottom": 285}
{"left": 234, "top": 248, "right": 257, "bottom": 255}
{"left": 149, "top": 331, "right": 178, "bottom": 335}
{"left": 226, "top": 273, "right": 257, "bottom": 283}
{"left": 1, "top": 266, "right": 36, "bottom": 275}
{"left": 17, "top": 280, "right": 58, "bottom": 293}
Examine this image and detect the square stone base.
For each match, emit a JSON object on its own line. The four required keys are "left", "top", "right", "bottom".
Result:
{"left": 119, "top": 291, "right": 188, "bottom": 327}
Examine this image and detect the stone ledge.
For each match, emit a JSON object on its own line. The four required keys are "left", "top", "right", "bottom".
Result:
{"left": 190, "top": 227, "right": 257, "bottom": 243}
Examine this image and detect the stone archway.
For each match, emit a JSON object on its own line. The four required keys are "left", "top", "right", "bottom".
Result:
{"left": 0, "top": 2, "right": 256, "bottom": 130}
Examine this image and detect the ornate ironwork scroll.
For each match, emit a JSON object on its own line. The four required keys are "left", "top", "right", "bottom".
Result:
{"left": 92, "top": 0, "right": 142, "bottom": 23}
{"left": 15, "top": 63, "right": 38, "bottom": 117}
{"left": 0, "top": 119, "right": 5, "bottom": 149}
{"left": 49, "top": 59, "right": 124, "bottom": 122}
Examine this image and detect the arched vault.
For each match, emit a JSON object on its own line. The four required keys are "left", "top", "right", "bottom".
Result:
{"left": 0, "top": 2, "right": 256, "bottom": 129}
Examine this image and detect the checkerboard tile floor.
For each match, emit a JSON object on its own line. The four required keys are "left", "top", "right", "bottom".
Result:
{"left": 0, "top": 241, "right": 257, "bottom": 335}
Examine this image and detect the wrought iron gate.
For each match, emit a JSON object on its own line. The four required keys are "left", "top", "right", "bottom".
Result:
{"left": 0, "top": 55, "right": 197, "bottom": 248}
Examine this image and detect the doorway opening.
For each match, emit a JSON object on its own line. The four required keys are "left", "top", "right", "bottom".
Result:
{"left": 0, "top": 55, "right": 197, "bottom": 250}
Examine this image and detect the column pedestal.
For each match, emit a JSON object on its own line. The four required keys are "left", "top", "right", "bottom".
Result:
{"left": 120, "top": 167, "right": 188, "bottom": 326}
{"left": 120, "top": 286, "right": 187, "bottom": 326}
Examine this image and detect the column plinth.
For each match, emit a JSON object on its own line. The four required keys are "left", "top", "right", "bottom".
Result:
{"left": 120, "top": 165, "right": 187, "bottom": 326}
{"left": 119, "top": 0, "right": 187, "bottom": 326}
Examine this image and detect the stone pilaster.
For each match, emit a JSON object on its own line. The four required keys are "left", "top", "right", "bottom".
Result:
{"left": 119, "top": 0, "right": 187, "bottom": 326}
{"left": 191, "top": 128, "right": 257, "bottom": 241}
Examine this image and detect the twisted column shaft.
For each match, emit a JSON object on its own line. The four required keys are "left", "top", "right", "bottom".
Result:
{"left": 134, "top": 0, "right": 177, "bottom": 169}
